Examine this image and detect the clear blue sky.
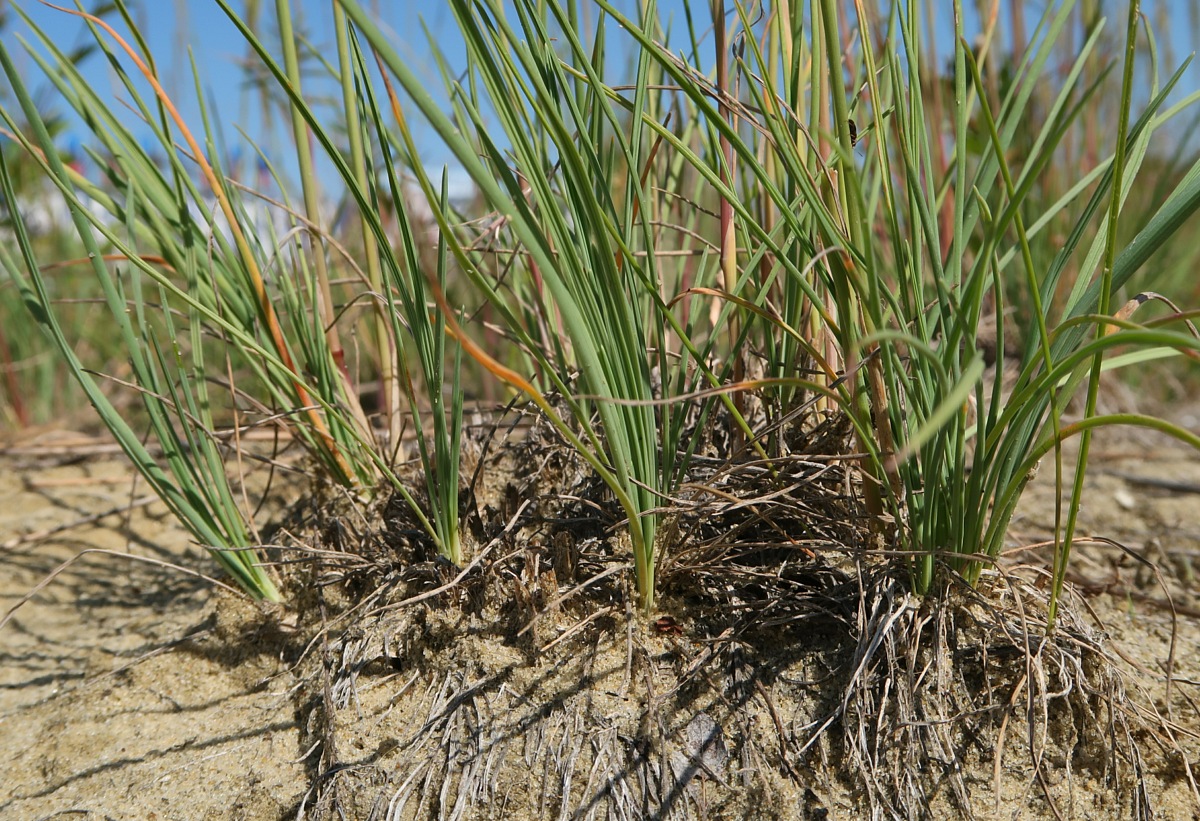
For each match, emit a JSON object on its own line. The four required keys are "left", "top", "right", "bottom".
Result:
{"left": 2, "top": 1, "right": 1197, "bottom": 191}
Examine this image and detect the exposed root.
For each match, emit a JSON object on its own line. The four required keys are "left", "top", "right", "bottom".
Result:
{"left": 278, "top": 412, "right": 1195, "bottom": 820}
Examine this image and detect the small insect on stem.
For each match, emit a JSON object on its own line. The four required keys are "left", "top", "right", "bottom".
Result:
{"left": 848, "top": 118, "right": 858, "bottom": 147}
{"left": 653, "top": 615, "right": 683, "bottom": 636}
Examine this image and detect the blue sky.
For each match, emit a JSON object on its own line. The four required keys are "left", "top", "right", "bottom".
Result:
{"left": 2, "top": 1, "right": 1197, "bottom": 191}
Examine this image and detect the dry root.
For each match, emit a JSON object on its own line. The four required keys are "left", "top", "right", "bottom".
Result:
{"left": 278, "top": 411, "right": 1192, "bottom": 820}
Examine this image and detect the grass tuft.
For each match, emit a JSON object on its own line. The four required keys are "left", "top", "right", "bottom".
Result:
{"left": 1, "top": 0, "right": 1199, "bottom": 620}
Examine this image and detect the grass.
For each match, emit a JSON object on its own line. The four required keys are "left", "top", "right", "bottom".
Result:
{"left": 1, "top": 0, "right": 1199, "bottom": 625}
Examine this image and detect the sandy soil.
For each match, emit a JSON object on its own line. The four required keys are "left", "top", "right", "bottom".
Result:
{"left": 2, "top": 419, "right": 1199, "bottom": 820}
{"left": 0, "top": 433, "right": 309, "bottom": 820}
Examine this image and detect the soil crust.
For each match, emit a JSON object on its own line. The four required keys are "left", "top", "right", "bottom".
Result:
{"left": 3, "top": 418, "right": 1200, "bottom": 820}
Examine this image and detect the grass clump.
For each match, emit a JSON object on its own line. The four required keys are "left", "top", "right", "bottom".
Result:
{"left": 1, "top": 0, "right": 1199, "bottom": 624}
